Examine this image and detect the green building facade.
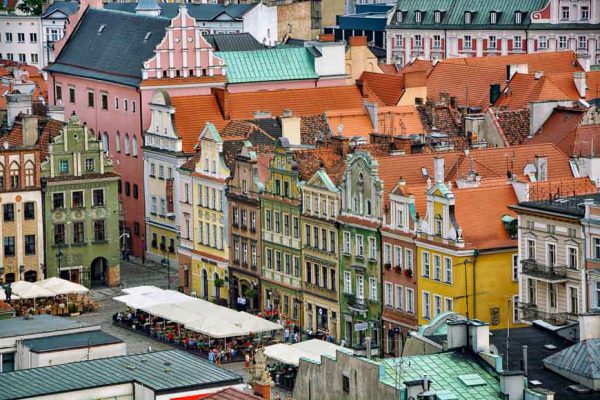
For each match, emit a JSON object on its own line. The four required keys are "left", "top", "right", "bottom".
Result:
{"left": 338, "top": 152, "right": 383, "bottom": 356}
{"left": 41, "top": 115, "right": 121, "bottom": 287}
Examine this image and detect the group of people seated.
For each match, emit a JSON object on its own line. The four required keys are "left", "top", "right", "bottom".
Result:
{"left": 13, "top": 295, "right": 96, "bottom": 317}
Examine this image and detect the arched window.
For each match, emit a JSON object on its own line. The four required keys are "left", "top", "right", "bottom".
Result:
{"left": 115, "top": 131, "right": 121, "bottom": 153}
{"left": 102, "top": 132, "right": 109, "bottom": 152}
{"left": 132, "top": 135, "right": 138, "bottom": 157}
{"left": 366, "top": 200, "right": 372, "bottom": 216}
{"left": 124, "top": 133, "right": 130, "bottom": 155}
{"left": 352, "top": 196, "right": 359, "bottom": 213}
{"left": 213, "top": 272, "right": 220, "bottom": 299}
{"left": 9, "top": 161, "right": 19, "bottom": 189}
{"left": 24, "top": 160, "right": 35, "bottom": 187}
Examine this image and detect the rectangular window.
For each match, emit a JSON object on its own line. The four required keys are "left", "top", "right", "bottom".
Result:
{"left": 24, "top": 202, "right": 35, "bottom": 219}
{"left": 73, "top": 222, "right": 85, "bottom": 244}
{"left": 53, "top": 193, "right": 65, "bottom": 210}
{"left": 513, "top": 295, "right": 520, "bottom": 322}
{"left": 72, "top": 191, "right": 84, "bottom": 208}
{"left": 115, "top": 97, "right": 119, "bottom": 109}
{"left": 56, "top": 85, "right": 62, "bottom": 101}
{"left": 369, "top": 278, "right": 377, "bottom": 301}
{"left": 444, "top": 257, "right": 453, "bottom": 283}
{"left": 265, "top": 209, "right": 272, "bottom": 231}
{"left": 385, "top": 282, "right": 393, "bottom": 306}
{"left": 559, "top": 36, "right": 568, "bottom": 50}
{"left": 406, "top": 248, "right": 413, "bottom": 270}
{"left": 538, "top": 36, "right": 548, "bottom": 50}
{"left": 24, "top": 235, "right": 35, "bottom": 255}
{"left": 93, "top": 220, "right": 105, "bottom": 241}
{"left": 294, "top": 256, "right": 300, "bottom": 277}
{"left": 54, "top": 224, "right": 65, "bottom": 245}
{"left": 384, "top": 244, "right": 392, "bottom": 264}
{"left": 433, "top": 35, "right": 441, "bottom": 49}
{"left": 414, "top": 34, "right": 422, "bottom": 49}
{"left": 595, "top": 238, "right": 600, "bottom": 259}
{"left": 17, "top": 33, "right": 24, "bottom": 43}
{"left": 344, "top": 271, "right": 352, "bottom": 294}
{"left": 293, "top": 217, "right": 299, "bottom": 239}
{"left": 547, "top": 242, "right": 556, "bottom": 267}
{"left": 30, "top": 53, "right": 38, "bottom": 64}
{"left": 369, "top": 237, "right": 377, "bottom": 260}
{"left": 514, "top": 36, "right": 522, "bottom": 50}
{"left": 330, "top": 269, "right": 336, "bottom": 291}
{"left": 284, "top": 253, "right": 291, "bottom": 275}
{"left": 395, "top": 285, "right": 403, "bottom": 310}
{"left": 406, "top": 288, "right": 414, "bottom": 313}
{"left": 445, "top": 297, "right": 453, "bottom": 312}
{"left": 124, "top": 99, "right": 129, "bottom": 111}
{"left": 266, "top": 248, "right": 272, "bottom": 269}
{"left": 313, "top": 226, "right": 319, "bottom": 248}
{"left": 275, "top": 251, "right": 281, "bottom": 271}
{"left": 274, "top": 211, "right": 280, "bottom": 233}
{"left": 512, "top": 254, "right": 519, "bottom": 281}
{"left": 101, "top": 92, "right": 108, "bottom": 110}
{"left": 305, "top": 224, "right": 311, "bottom": 246}
{"left": 422, "top": 251, "right": 430, "bottom": 277}
{"left": 5, "top": 32, "right": 12, "bottom": 42}
{"left": 581, "top": 6, "right": 590, "bottom": 21}
{"left": 464, "top": 35, "right": 472, "bottom": 49}
{"left": 569, "top": 286, "right": 579, "bottom": 314}
{"left": 59, "top": 159, "right": 69, "bottom": 174}
{"left": 549, "top": 283, "right": 557, "bottom": 308}
{"left": 3, "top": 204, "right": 14, "bottom": 222}
{"left": 283, "top": 214, "right": 290, "bottom": 236}
{"left": 578, "top": 36, "right": 587, "bottom": 50}
{"left": 84, "top": 158, "right": 94, "bottom": 172}
{"left": 356, "top": 234, "right": 364, "bottom": 257}
{"left": 567, "top": 247, "right": 578, "bottom": 269}
{"left": 527, "top": 239, "right": 536, "bottom": 260}
{"left": 434, "top": 295, "right": 442, "bottom": 317}
{"left": 394, "top": 246, "right": 402, "bottom": 267}
{"left": 69, "top": 87, "right": 75, "bottom": 103}
{"left": 343, "top": 231, "right": 351, "bottom": 253}
{"left": 87, "top": 91, "right": 94, "bottom": 107}
{"left": 422, "top": 291, "right": 431, "bottom": 319}
{"left": 330, "top": 230, "right": 336, "bottom": 253}
{"left": 3, "top": 237, "right": 15, "bottom": 256}
{"left": 489, "top": 35, "right": 497, "bottom": 50}
{"left": 561, "top": 6, "right": 570, "bottom": 20}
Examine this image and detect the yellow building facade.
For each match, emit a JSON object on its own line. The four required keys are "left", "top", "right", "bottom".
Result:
{"left": 189, "top": 123, "right": 230, "bottom": 303}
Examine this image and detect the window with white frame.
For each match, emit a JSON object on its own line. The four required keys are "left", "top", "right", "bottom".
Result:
{"left": 444, "top": 257, "right": 453, "bottom": 283}
{"left": 369, "top": 278, "right": 377, "bottom": 301}
{"left": 434, "top": 295, "right": 442, "bottom": 317}
{"left": 434, "top": 11, "right": 441, "bottom": 23}
{"left": 422, "top": 291, "right": 431, "bottom": 319}
{"left": 513, "top": 295, "right": 520, "bottom": 322}
{"left": 559, "top": 36, "right": 568, "bottom": 50}
{"left": 490, "top": 12, "right": 497, "bottom": 24}
{"left": 344, "top": 271, "right": 352, "bottom": 294}
{"left": 445, "top": 297, "right": 453, "bottom": 312}
{"left": 422, "top": 251, "right": 430, "bottom": 277}
{"left": 406, "top": 288, "right": 414, "bottom": 313}
{"left": 356, "top": 275, "right": 364, "bottom": 299}
{"left": 595, "top": 281, "right": 600, "bottom": 309}
{"left": 538, "top": 36, "right": 548, "bottom": 50}
{"left": 356, "top": 234, "right": 364, "bottom": 257}
{"left": 547, "top": 242, "right": 557, "bottom": 267}
{"left": 384, "top": 244, "right": 392, "bottom": 264}
{"left": 561, "top": 6, "right": 570, "bottom": 20}
{"left": 433, "top": 255, "right": 441, "bottom": 281}
{"left": 396, "top": 206, "right": 404, "bottom": 228}
{"left": 464, "top": 12, "right": 471, "bottom": 24}
{"left": 514, "top": 36, "right": 522, "bottom": 50}
{"left": 528, "top": 278, "right": 536, "bottom": 303}
{"left": 489, "top": 35, "right": 497, "bottom": 50}
{"left": 395, "top": 285, "right": 403, "bottom": 310}
{"left": 594, "top": 238, "right": 600, "bottom": 259}
{"left": 433, "top": 35, "right": 441, "bottom": 49}
{"left": 344, "top": 232, "right": 351, "bottom": 254}
{"left": 527, "top": 239, "right": 536, "bottom": 260}
{"left": 385, "top": 282, "right": 393, "bottom": 306}
{"left": 567, "top": 246, "right": 578, "bottom": 269}
{"left": 515, "top": 12, "right": 522, "bottom": 24}
{"left": 414, "top": 34, "right": 422, "bottom": 49}
{"left": 549, "top": 283, "right": 557, "bottom": 309}
{"left": 578, "top": 36, "right": 587, "bottom": 50}
{"left": 369, "top": 237, "right": 377, "bottom": 260}
{"left": 464, "top": 35, "right": 472, "bottom": 49}
{"left": 406, "top": 248, "right": 413, "bottom": 270}
{"left": 581, "top": 6, "right": 590, "bottom": 20}
{"left": 568, "top": 286, "right": 579, "bottom": 314}
{"left": 394, "top": 246, "right": 402, "bottom": 268}
{"left": 512, "top": 254, "right": 519, "bottom": 281}
{"left": 415, "top": 11, "right": 422, "bottom": 23}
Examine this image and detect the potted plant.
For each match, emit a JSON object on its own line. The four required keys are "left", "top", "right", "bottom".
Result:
{"left": 245, "top": 287, "right": 256, "bottom": 299}
{"left": 394, "top": 265, "right": 402, "bottom": 272}
{"left": 214, "top": 278, "right": 225, "bottom": 289}
{"left": 404, "top": 268, "right": 413, "bottom": 277}
{"left": 68, "top": 303, "right": 79, "bottom": 316}
{"left": 384, "top": 263, "right": 392, "bottom": 270}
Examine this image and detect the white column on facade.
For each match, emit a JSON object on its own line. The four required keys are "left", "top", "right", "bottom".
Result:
{"left": 386, "top": 32, "right": 393, "bottom": 63}
{"left": 424, "top": 34, "right": 431, "bottom": 60}
{"left": 476, "top": 37, "right": 483, "bottom": 57}
{"left": 501, "top": 37, "right": 508, "bottom": 56}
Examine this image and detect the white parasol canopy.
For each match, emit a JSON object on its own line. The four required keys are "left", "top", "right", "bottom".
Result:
{"left": 121, "top": 285, "right": 163, "bottom": 296}
{"left": 0, "top": 290, "right": 20, "bottom": 301}
{"left": 10, "top": 281, "right": 56, "bottom": 299}
{"left": 35, "top": 277, "right": 89, "bottom": 295}
{"left": 264, "top": 339, "right": 352, "bottom": 366}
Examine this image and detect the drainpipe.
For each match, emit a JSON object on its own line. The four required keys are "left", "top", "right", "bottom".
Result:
{"left": 472, "top": 249, "right": 479, "bottom": 319}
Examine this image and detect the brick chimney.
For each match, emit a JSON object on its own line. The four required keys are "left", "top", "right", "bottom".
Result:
{"left": 319, "top": 33, "right": 335, "bottom": 42}
{"left": 331, "top": 136, "right": 350, "bottom": 156}
{"left": 212, "top": 88, "right": 229, "bottom": 120}
{"left": 348, "top": 36, "right": 368, "bottom": 47}
{"left": 393, "top": 136, "right": 412, "bottom": 155}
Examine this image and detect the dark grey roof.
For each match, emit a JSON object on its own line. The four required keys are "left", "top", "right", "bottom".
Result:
{"left": 46, "top": 8, "right": 170, "bottom": 87}
{"left": 22, "top": 330, "right": 122, "bottom": 353}
{"left": 104, "top": 2, "right": 256, "bottom": 21}
{"left": 368, "top": 46, "right": 386, "bottom": 58}
{"left": 41, "top": 1, "right": 79, "bottom": 18}
{"left": 250, "top": 118, "right": 282, "bottom": 142}
{"left": 204, "top": 33, "right": 264, "bottom": 52}
{"left": 284, "top": 38, "right": 308, "bottom": 47}
{"left": 543, "top": 339, "right": 600, "bottom": 380}
{"left": 515, "top": 193, "right": 600, "bottom": 217}
{"left": 0, "top": 315, "right": 89, "bottom": 338}
{"left": 0, "top": 350, "right": 242, "bottom": 400}
{"left": 490, "top": 326, "right": 596, "bottom": 399}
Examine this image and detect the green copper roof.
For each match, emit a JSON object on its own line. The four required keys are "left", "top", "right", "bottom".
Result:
{"left": 379, "top": 352, "right": 501, "bottom": 399}
{"left": 390, "top": 0, "right": 548, "bottom": 29}
{"left": 217, "top": 48, "right": 318, "bottom": 83}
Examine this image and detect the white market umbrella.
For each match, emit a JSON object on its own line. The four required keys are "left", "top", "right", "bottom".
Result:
{"left": 0, "top": 290, "right": 20, "bottom": 301}
{"left": 11, "top": 281, "right": 55, "bottom": 299}
{"left": 35, "top": 277, "right": 89, "bottom": 295}
{"left": 121, "top": 285, "right": 162, "bottom": 295}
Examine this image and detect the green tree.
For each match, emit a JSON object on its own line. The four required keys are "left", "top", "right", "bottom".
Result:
{"left": 17, "top": 0, "right": 44, "bottom": 16}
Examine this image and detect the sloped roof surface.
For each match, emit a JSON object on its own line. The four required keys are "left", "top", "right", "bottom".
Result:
{"left": 0, "top": 314, "right": 87, "bottom": 338}
{"left": 359, "top": 72, "right": 404, "bottom": 106}
{"left": 22, "top": 330, "right": 122, "bottom": 352}
{"left": 41, "top": 0, "right": 79, "bottom": 17}
{"left": 543, "top": 339, "right": 600, "bottom": 379}
{"left": 527, "top": 107, "right": 585, "bottom": 154}
{"left": 105, "top": 2, "right": 255, "bottom": 20}
{"left": 204, "top": 33, "right": 265, "bottom": 52}
{"left": 47, "top": 8, "right": 170, "bottom": 87}
{"left": 217, "top": 48, "right": 318, "bottom": 83}
{"left": 494, "top": 73, "right": 573, "bottom": 110}
{"left": 0, "top": 350, "right": 241, "bottom": 400}
{"left": 204, "top": 388, "right": 262, "bottom": 400}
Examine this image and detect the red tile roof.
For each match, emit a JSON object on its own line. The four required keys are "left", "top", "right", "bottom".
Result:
{"left": 358, "top": 72, "right": 404, "bottom": 106}
{"left": 490, "top": 108, "right": 531, "bottom": 146}
{"left": 527, "top": 177, "right": 598, "bottom": 202}
{"left": 527, "top": 107, "right": 586, "bottom": 154}
{"left": 203, "top": 388, "right": 261, "bottom": 400}
{"left": 494, "top": 73, "right": 572, "bottom": 110}
{"left": 170, "top": 95, "right": 228, "bottom": 153}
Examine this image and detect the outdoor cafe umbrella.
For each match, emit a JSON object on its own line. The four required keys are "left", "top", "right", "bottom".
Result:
{"left": 35, "top": 277, "right": 89, "bottom": 295}
{"left": 10, "top": 281, "right": 55, "bottom": 299}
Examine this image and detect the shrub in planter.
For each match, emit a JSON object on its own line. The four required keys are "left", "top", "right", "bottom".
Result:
{"left": 214, "top": 278, "right": 225, "bottom": 288}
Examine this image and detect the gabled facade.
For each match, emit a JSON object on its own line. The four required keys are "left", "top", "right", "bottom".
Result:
{"left": 186, "top": 123, "right": 230, "bottom": 303}
{"left": 338, "top": 151, "right": 383, "bottom": 356}
{"left": 387, "top": 0, "right": 600, "bottom": 69}
{"left": 301, "top": 167, "right": 341, "bottom": 340}
{"left": 260, "top": 139, "right": 303, "bottom": 324}
{"left": 380, "top": 180, "right": 419, "bottom": 356}
{"left": 41, "top": 115, "right": 120, "bottom": 287}
{"left": 227, "top": 142, "right": 266, "bottom": 311}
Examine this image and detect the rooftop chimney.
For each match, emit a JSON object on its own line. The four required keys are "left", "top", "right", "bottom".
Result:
{"left": 21, "top": 115, "right": 38, "bottom": 146}
{"left": 578, "top": 314, "right": 600, "bottom": 341}
{"left": 468, "top": 320, "right": 490, "bottom": 353}
{"left": 574, "top": 71, "right": 587, "bottom": 98}
{"left": 280, "top": 115, "right": 301, "bottom": 146}
{"left": 433, "top": 156, "right": 445, "bottom": 183}
{"left": 534, "top": 155, "right": 548, "bottom": 182}
{"left": 365, "top": 102, "right": 379, "bottom": 133}
{"left": 331, "top": 136, "right": 350, "bottom": 156}
{"left": 6, "top": 92, "right": 33, "bottom": 129}
{"left": 506, "top": 63, "right": 528, "bottom": 81}
{"left": 348, "top": 36, "right": 367, "bottom": 47}
{"left": 135, "top": 0, "right": 162, "bottom": 17}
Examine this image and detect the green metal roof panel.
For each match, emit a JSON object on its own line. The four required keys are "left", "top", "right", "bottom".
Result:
{"left": 389, "top": 0, "right": 548, "bottom": 29}
{"left": 379, "top": 352, "right": 501, "bottom": 399}
{"left": 22, "top": 330, "right": 123, "bottom": 353}
{"left": 0, "top": 315, "right": 89, "bottom": 338}
{"left": 217, "top": 48, "right": 318, "bottom": 84}
{"left": 0, "top": 350, "right": 242, "bottom": 400}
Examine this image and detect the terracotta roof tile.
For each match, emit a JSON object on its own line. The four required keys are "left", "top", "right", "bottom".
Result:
{"left": 225, "top": 86, "right": 365, "bottom": 120}
{"left": 180, "top": 153, "right": 201, "bottom": 171}
{"left": 527, "top": 107, "right": 585, "bottom": 154}
{"left": 379, "top": 63, "right": 402, "bottom": 76}
{"left": 204, "top": 388, "right": 261, "bottom": 400}
{"left": 401, "top": 59, "right": 433, "bottom": 75}
{"left": 526, "top": 177, "right": 598, "bottom": 202}
{"left": 546, "top": 71, "right": 600, "bottom": 101}
{"left": 494, "top": 73, "right": 572, "bottom": 110}
{"left": 170, "top": 95, "right": 227, "bottom": 153}
{"left": 293, "top": 147, "right": 345, "bottom": 184}
{"left": 491, "top": 108, "right": 531, "bottom": 146}
{"left": 358, "top": 72, "right": 404, "bottom": 106}
{"left": 571, "top": 124, "right": 600, "bottom": 157}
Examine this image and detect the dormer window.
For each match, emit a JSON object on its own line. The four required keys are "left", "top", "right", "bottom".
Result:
{"left": 415, "top": 11, "right": 422, "bottom": 23}
{"left": 515, "top": 12, "right": 522, "bottom": 24}
{"left": 435, "top": 215, "right": 443, "bottom": 236}
{"left": 490, "top": 12, "right": 497, "bottom": 24}
{"left": 396, "top": 10, "right": 404, "bottom": 23}
{"left": 434, "top": 11, "right": 441, "bottom": 24}
{"left": 464, "top": 12, "right": 472, "bottom": 24}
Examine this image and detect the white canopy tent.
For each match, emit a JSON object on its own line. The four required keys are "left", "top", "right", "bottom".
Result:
{"left": 10, "top": 281, "right": 56, "bottom": 299}
{"left": 35, "top": 277, "right": 89, "bottom": 295}
{"left": 114, "top": 286, "right": 282, "bottom": 339}
{"left": 264, "top": 339, "right": 352, "bottom": 366}
{"left": 0, "top": 291, "right": 19, "bottom": 301}
{"left": 121, "top": 286, "right": 163, "bottom": 296}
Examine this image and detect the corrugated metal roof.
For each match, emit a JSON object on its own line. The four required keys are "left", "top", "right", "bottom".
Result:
{"left": 0, "top": 350, "right": 242, "bottom": 400}
{"left": 0, "top": 314, "right": 88, "bottom": 338}
{"left": 543, "top": 339, "right": 600, "bottom": 380}
{"left": 104, "top": 3, "right": 256, "bottom": 21}
{"left": 204, "top": 33, "right": 265, "bottom": 52}
{"left": 47, "top": 8, "right": 170, "bottom": 87}
{"left": 22, "top": 330, "right": 122, "bottom": 353}
{"left": 217, "top": 48, "right": 318, "bottom": 83}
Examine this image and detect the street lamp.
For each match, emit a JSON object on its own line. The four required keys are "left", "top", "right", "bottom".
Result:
{"left": 19, "top": 266, "right": 24, "bottom": 281}
{"left": 56, "top": 251, "right": 66, "bottom": 281}
{"left": 161, "top": 244, "right": 170, "bottom": 290}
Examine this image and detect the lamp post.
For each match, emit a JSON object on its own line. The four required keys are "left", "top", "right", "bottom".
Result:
{"left": 161, "top": 245, "right": 170, "bottom": 290}
{"left": 19, "top": 265, "right": 24, "bottom": 281}
{"left": 56, "top": 250, "right": 66, "bottom": 281}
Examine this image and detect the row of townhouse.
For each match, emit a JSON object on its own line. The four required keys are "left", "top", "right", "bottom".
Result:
{"left": 385, "top": 0, "right": 600, "bottom": 70}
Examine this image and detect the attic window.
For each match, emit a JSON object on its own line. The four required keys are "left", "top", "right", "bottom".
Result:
{"left": 415, "top": 11, "right": 422, "bottom": 23}
{"left": 515, "top": 12, "right": 522, "bottom": 24}
{"left": 434, "top": 11, "right": 441, "bottom": 23}
{"left": 464, "top": 12, "right": 472, "bottom": 24}
{"left": 396, "top": 10, "right": 403, "bottom": 23}
{"left": 98, "top": 23, "right": 106, "bottom": 34}
{"left": 490, "top": 12, "right": 497, "bottom": 24}
{"left": 144, "top": 32, "right": 152, "bottom": 42}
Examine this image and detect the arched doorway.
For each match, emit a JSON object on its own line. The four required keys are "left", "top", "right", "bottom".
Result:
{"left": 4, "top": 273, "right": 15, "bottom": 284}
{"left": 91, "top": 257, "right": 108, "bottom": 287}
{"left": 387, "top": 329, "right": 395, "bottom": 356}
{"left": 23, "top": 270, "right": 37, "bottom": 282}
{"left": 202, "top": 269, "right": 208, "bottom": 300}
{"left": 213, "top": 272, "right": 220, "bottom": 299}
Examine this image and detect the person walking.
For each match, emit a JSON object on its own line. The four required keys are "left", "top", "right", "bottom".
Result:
{"left": 208, "top": 348, "right": 215, "bottom": 364}
{"left": 283, "top": 327, "right": 290, "bottom": 343}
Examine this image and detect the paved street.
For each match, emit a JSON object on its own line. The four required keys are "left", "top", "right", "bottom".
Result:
{"left": 76, "top": 260, "right": 289, "bottom": 398}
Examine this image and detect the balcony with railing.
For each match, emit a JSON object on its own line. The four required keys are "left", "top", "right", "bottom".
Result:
{"left": 344, "top": 293, "right": 367, "bottom": 313}
{"left": 521, "top": 260, "right": 568, "bottom": 282}
{"left": 518, "top": 302, "right": 575, "bottom": 326}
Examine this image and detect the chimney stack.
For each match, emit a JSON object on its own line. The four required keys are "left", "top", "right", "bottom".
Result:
{"left": 574, "top": 71, "right": 587, "bottom": 98}
{"left": 22, "top": 115, "right": 38, "bottom": 146}
{"left": 331, "top": 136, "right": 350, "bottom": 156}
{"left": 433, "top": 156, "right": 445, "bottom": 183}
{"left": 534, "top": 155, "right": 548, "bottom": 182}
{"left": 365, "top": 102, "right": 379, "bottom": 134}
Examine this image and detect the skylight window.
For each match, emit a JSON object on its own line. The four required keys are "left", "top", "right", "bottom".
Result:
{"left": 144, "top": 32, "right": 152, "bottom": 42}
{"left": 98, "top": 24, "right": 106, "bottom": 34}
{"left": 458, "top": 374, "right": 487, "bottom": 387}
